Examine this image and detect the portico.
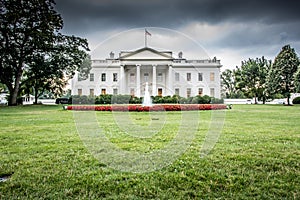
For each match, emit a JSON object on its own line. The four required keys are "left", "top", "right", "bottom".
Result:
{"left": 121, "top": 63, "right": 173, "bottom": 97}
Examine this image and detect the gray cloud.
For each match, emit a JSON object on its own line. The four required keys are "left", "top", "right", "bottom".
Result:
{"left": 210, "top": 22, "right": 300, "bottom": 48}
{"left": 55, "top": 0, "right": 300, "bottom": 33}
{"left": 54, "top": 0, "right": 300, "bottom": 68}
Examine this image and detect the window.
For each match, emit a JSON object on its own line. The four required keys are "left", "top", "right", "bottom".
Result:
{"left": 198, "top": 73, "right": 203, "bottom": 81}
{"left": 130, "top": 88, "right": 135, "bottom": 96}
{"left": 198, "top": 88, "right": 203, "bottom": 96}
{"left": 175, "top": 73, "right": 180, "bottom": 81}
{"left": 90, "top": 73, "right": 94, "bottom": 81}
{"left": 210, "top": 72, "right": 215, "bottom": 81}
{"left": 175, "top": 88, "right": 180, "bottom": 96}
{"left": 144, "top": 73, "right": 149, "bottom": 82}
{"left": 130, "top": 73, "right": 135, "bottom": 83}
{"left": 101, "top": 88, "right": 106, "bottom": 95}
{"left": 187, "top": 73, "right": 191, "bottom": 81}
{"left": 113, "top": 73, "right": 118, "bottom": 82}
{"left": 113, "top": 88, "right": 118, "bottom": 95}
{"left": 210, "top": 88, "right": 215, "bottom": 97}
{"left": 157, "top": 73, "right": 163, "bottom": 82}
{"left": 101, "top": 73, "right": 106, "bottom": 82}
{"left": 78, "top": 89, "right": 82, "bottom": 96}
{"left": 187, "top": 88, "right": 191, "bottom": 98}
{"left": 90, "top": 89, "right": 94, "bottom": 96}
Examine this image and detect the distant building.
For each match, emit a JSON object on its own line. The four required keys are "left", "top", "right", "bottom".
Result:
{"left": 71, "top": 47, "right": 222, "bottom": 98}
{"left": 22, "top": 94, "right": 35, "bottom": 105}
{"left": 0, "top": 93, "right": 8, "bottom": 105}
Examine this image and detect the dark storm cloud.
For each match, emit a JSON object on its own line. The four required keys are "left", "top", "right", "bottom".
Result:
{"left": 54, "top": 0, "right": 300, "bottom": 68}
{"left": 211, "top": 22, "right": 300, "bottom": 48}
{"left": 55, "top": 0, "right": 300, "bottom": 34}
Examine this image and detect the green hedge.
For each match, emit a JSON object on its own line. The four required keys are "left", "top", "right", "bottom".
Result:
{"left": 67, "top": 94, "right": 223, "bottom": 105}
{"left": 292, "top": 96, "right": 300, "bottom": 104}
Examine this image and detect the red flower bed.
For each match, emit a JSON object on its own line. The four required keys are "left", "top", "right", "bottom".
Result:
{"left": 67, "top": 104, "right": 227, "bottom": 112}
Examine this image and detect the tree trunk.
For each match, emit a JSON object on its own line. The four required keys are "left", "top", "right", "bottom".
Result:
{"left": 10, "top": 87, "right": 18, "bottom": 106}
{"left": 34, "top": 93, "right": 38, "bottom": 104}
{"left": 9, "top": 64, "right": 23, "bottom": 106}
{"left": 34, "top": 86, "right": 38, "bottom": 104}
{"left": 10, "top": 82, "right": 21, "bottom": 106}
{"left": 287, "top": 93, "right": 291, "bottom": 105}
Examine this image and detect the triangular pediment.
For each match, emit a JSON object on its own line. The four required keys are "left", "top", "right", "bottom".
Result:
{"left": 119, "top": 47, "right": 173, "bottom": 60}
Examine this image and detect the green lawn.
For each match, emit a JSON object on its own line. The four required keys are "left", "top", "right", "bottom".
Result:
{"left": 0, "top": 104, "right": 299, "bottom": 199}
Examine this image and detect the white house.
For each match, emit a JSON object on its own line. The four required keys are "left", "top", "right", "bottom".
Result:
{"left": 71, "top": 47, "right": 222, "bottom": 98}
{"left": 22, "top": 94, "right": 35, "bottom": 105}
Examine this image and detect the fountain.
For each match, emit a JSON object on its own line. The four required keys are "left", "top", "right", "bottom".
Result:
{"left": 142, "top": 82, "right": 152, "bottom": 107}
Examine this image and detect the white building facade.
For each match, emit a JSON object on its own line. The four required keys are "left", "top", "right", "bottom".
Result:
{"left": 71, "top": 47, "right": 222, "bottom": 98}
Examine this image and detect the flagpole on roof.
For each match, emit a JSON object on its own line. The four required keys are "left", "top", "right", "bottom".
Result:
{"left": 145, "top": 29, "right": 151, "bottom": 47}
{"left": 145, "top": 29, "right": 147, "bottom": 47}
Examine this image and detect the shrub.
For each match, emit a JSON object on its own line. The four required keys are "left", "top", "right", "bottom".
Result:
{"left": 67, "top": 104, "right": 227, "bottom": 112}
{"left": 129, "top": 96, "right": 142, "bottom": 104}
{"left": 179, "top": 97, "right": 187, "bottom": 104}
{"left": 153, "top": 96, "right": 164, "bottom": 104}
{"left": 71, "top": 95, "right": 95, "bottom": 104}
{"left": 202, "top": 95, "right": 211, "bottom": 104}
{"left": 190, "top": 95, "right": 211, "bottom": 104}
{"left": 211, "top": 97, "right": 224, "bottom": 104}
{"left": 292, "top": 96, "right": 300, "bottom": 104}
{"left": 112, "top": 94, "right": 131, "bottom": 104}
{"left": 68, "top": 94, "right": 222, "bottom": 105}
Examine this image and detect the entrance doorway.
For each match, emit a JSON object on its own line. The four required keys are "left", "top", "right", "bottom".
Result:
{"left": 158, "top": 88, "right": 162, "bottom": 96}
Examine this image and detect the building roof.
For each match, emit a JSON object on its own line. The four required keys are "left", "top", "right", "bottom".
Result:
{"left": 118, "top": 47, "right": 173, "bottom": 60}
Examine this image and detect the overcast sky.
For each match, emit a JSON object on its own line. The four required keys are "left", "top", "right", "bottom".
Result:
{"left": 55, "top": 0, "right": 300, "bottom": 70}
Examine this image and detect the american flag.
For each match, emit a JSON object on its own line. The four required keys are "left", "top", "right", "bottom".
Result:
{"left": 145, "top": 29, "right": 151, "bottom": 36}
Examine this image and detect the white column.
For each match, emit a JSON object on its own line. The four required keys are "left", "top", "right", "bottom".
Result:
{"left": 119, "top": 65, "right": 125, "bottom": 94}
{"left": 136, "top": 64, "right": 141, "bottom": 97}
{"left": 168, "top": 64, "right": 173, "bottom": 96}
{"left": 152, "top": 65, "right": 156, "bottom": 96}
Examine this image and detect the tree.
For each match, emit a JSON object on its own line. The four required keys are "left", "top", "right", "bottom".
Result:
{"left": 237, "top": 57, "right": 271, "bottom": 104}
{"left": 295, "top": 69, "right": 300, "bottom": 92}
{"left": 0, "top": 0, "right": 89, "bottom": 105}
{"left": 21, "top": 56, "right": 69, "bottom": 104}
{"left": 221, "top": 69, "right": 236, "bottom": 98}
{"left": 267, "top": 45, "right": 300, "bottom": 105}
{"left": 221, "top": 68, "right": 246, "bottom": 99}
{"left": 257, "top": 57, "right": 272, "bottom": 104}
{"left": 0, "top": 83, "right": 7, "bottom": 92}
{"left": 78, "top": 54, "right": 92, "bottom": 81}
{"left": 21, "top": 39, "right": 90, "bottom": 104}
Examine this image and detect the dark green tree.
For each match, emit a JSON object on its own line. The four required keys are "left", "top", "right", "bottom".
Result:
{"left": 257, "top": 57, "right": 272, "bottom": 104}
{"left": 21, "top": 40, "right": 90, "bottom": 104}
{"left": 267, "top": 45, "right": 300, "bottom": 105}
{"left": 221, "top": 68, "right": 246, "bottom": 99}
{"left": 232, "top": 67, "right": 246, "bottom": 98}
{"left": 78, "top": 54, "right": 92, "bottom": 81}
{"left": 21, "top": 55, "right": 68, "bottom": 104}
{"left": 0, "top": 0, "right": 89, "bottom": 105}
{"left": 237, "top": 57, "right": 271, "bottom": 104}
{"left": 0, "top": 83, "right": 7, "bottom": 92}
{"left": 221, "top": 69, "right": 235, "bottom": 98}
{"left": 295, "top": 69, "right": 300, "bottom": 92}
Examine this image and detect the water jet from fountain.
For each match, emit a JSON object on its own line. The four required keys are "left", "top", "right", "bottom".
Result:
{"left": 142, "top": 82, "right": 152, "bottom": 107}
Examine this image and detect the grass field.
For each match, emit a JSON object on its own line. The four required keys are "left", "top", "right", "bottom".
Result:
{"left": 0, "top": 104, "right": 299, "bottom": 199}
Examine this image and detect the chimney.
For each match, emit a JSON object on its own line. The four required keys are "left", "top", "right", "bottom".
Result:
{"left": 110, "top": 51, "right": 114, "bottom": 59}
{"left": 178, "top": 51, "right": 183, "bottom": 59}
